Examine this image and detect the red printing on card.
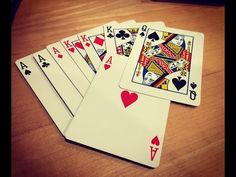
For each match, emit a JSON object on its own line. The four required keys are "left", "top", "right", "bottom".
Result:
{"left": 80, "top": 35, "right": 89, "bottom": 42}
{"left": 80, "top": 35, "right": 90, "bottom": 47}
{"left": 116, "top": 46, "right": 122, "bottom": 55}
{"left": 104, "top": 64, "right": 110, "bottom": 70}
{"left": 150, "top": 146, "right": 159, "bottom": 161}
{"left": 63, "top": 40, "right": 73, "bottom": 48}
{"left": 68, "top": 48, "right": 75, "bottom": 53}
{"left": 53, "top": 47, "right": 60, "bottom": 54}
{"left": 63, "top": 40, "right": 75, "bottom": 53}
{"left": 105, "top": 56, "right": 112, "bottom": 64}
{"left": 85, "top": 42, "right": 90, "bottom": 47}
{"left": 57, "top": 54, "right": 63, "bottom": 59}
{"left": 52, "top": 47, "right": 63, "bottom": 59}
{"left": 121, "top": 90, "right": 138, "bottom": 108}
{"left": 151, "top": 136, "right": 160, "bottom": 146}
{"left": 154, "top": 58, "right": 173, "bottom": 74}
{"left": 104, "top": 56, "right": 112, "bottom": 70}
{"left": 138, "top": 51, "right": 149, "bottom": 66}
{"left": 150, "top": 136, "right": 160, "bottom": 161}
{"left": 74, "top": 41, "right": 84, "bottom": 49}
{"left": 159, "top": 44, "right": 176, "bottom": 59}
{"left": 94, "top": 36, "right": 104, "bottom": 46}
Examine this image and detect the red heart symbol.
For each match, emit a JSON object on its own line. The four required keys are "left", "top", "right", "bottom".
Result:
{"left": 104, "top": 64, "right": 110, "bottom": 70}
{"left": 121, "top": 90, "right": 138, "bottom": 108}
{"left": 85, "top": 42, "right": 90, "bottom": 47}
{"left": 74, "top": 42, "right": 84, "bottom": 49}
{"left": 68, "top": 47, "right": 75, "bottom": 53}
{"left": 151, "top": 136, "right": 160, "bottom": 146}
{"left": 58, "top": 54, "right": 63, "bottom": 59}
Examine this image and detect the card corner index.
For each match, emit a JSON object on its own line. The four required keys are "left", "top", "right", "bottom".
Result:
{"left": 15, "top": 55, "right": 32, "bottom": 70}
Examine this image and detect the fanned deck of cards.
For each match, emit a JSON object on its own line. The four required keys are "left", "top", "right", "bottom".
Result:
{"left": 15, "top": 20, "right": 204, "bottom": 168}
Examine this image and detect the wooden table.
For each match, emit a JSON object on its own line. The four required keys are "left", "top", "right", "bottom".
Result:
{"left": 12, "top": 0, "right": 224, "bottom": 176}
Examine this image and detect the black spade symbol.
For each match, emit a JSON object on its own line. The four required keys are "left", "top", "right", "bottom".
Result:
{"left": 172, "top": 77, "right": 186, "bottom": 91}
{"left": 190, "top": 82, "right": 197, "bottom": 89}
{"left": 107, "top": 33, "right": 114, "bottom": 38}
{"left": 116, "top": 30, "right": 130, "bottom": 40}
{"left": 148, "top": 32, "right": 159, "bottom": 42}
{"left": 42, "top": 62, "right": 50, "bottom": 68}
{"left": 140, "top": 32, "right": 145, "bottom": 37}
{"left": 24, "top": 69, "right": 31, "bottom": 75}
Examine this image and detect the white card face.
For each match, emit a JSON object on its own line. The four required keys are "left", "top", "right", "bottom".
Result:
{"left": 78, "top": 21, "right": 118, "bottom": 71}
{"left": 60, "top": 35, "right": 96, "bottom": 82}
{"left": 15, "top": 55, "right": 73, "bottom": 135}
{"left": 46, "top": 42, "right": 90, "bottom": 96}
{"left": 33, "top": 49, "right": 83, "bottom": 116}
{"left": 65, "top": 22, "right": 170, "bottom": 168}
{"left": 119, "top": 25, "right": 204, "bottom": 106}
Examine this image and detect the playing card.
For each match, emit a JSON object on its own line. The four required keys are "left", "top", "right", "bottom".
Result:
{"left": 119, "top": 25, "right": 204, "bottom": 106}
{"left": 33, "top": 49, "right": 83, "bottom": 116}
{"left": 65, "top": 22, "right": 170, "bottom": 168}
{"left": 46, "top": 42, "right": 90, "bottom": 96}
{"left": 60, "top": 34, "right": 96, "bottom": 82}
{"left": 78, "top": 21, "right": 118, "bottom": 71}
{"left": 109, "top": 21, "right": 165, "bottom": 58}
{"left": 15, "top": 55, "right": 74, "bottom": 135}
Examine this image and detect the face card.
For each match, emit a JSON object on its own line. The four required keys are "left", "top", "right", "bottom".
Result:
{"left": 60, "top": 34, "right": 96, "bottom": 82}
{"left": 65, "top": 22, "right": 170, "bottom": 168}
{"left": 78, "top": 21, "right": 118, "bottom": 71}
{"left": 15, "top": 55, "right": 74, "bottom": 135}
{"left": 110, "top": 21, "right": 165, "bottom": 58}
{"left": 119, "top": 25, "right": 204, "bottom": 106}
{"left": 33, "top": 49, "right": 83, "bottom": 116}
{"left": 46, "top": 42, "right": 90, "bottom": 96}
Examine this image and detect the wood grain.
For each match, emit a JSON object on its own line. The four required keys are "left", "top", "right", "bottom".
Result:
{"left": 12, "top": 0, "right": 224, "bottom": 176}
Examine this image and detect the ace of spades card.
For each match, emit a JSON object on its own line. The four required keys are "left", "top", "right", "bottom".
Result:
{"left": 15, "top": 53, "right": 79, "bottom": 135}
{"left": 120, "top": 25, "right": 204, "bottom": 106}
{"left": 65, "top": 21, "right": 170, "bottom": 168}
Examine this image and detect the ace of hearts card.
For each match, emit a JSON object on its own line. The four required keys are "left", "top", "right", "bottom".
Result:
{"left": 65, "top": 21, "right": 170, "bottom": 168}
{"left": 120, "top": 25, "right": 204, "bottom": 106}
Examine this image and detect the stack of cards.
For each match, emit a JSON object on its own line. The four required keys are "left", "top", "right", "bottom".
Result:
{"left": 15, "top": 20, "right": 204, "bottom": 168}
